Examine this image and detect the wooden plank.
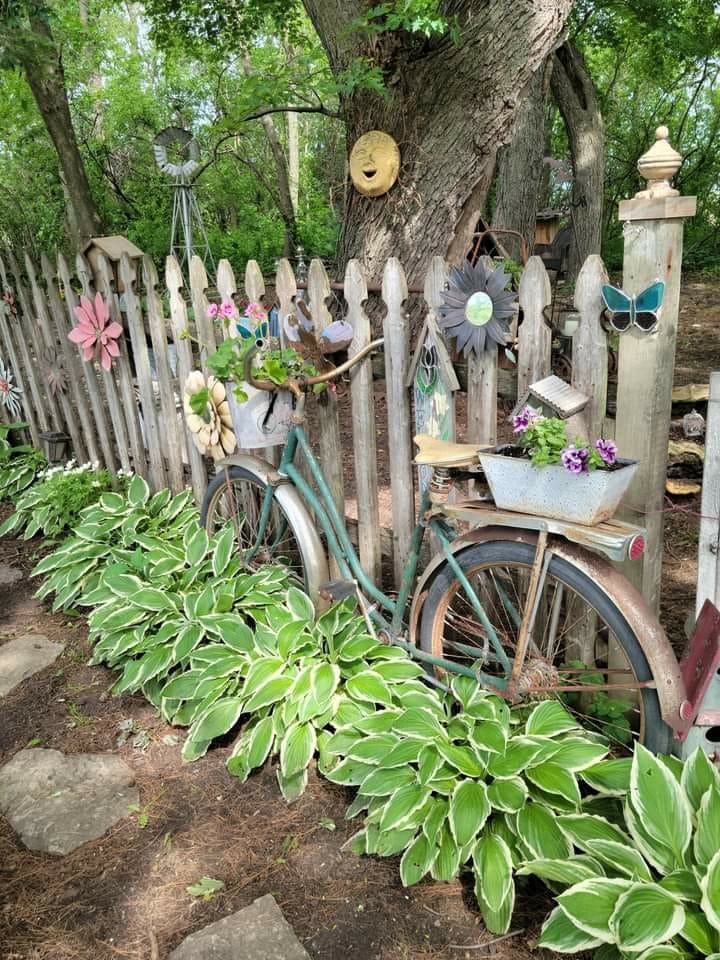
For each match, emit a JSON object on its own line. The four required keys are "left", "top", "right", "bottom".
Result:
{"left": 275, "top": 259, "right": 297, "bottom": 349}
{"left": 467, "top": 257, "right": 499, "bottom": 453}
{"left": 570, "top": 254, "right": 609, "bottom": 440}
{"left": 76, "top": 252, "right": 131, "bottom": 473}
{"left": 615, "top": 213, "right": 688, "bottom": 611}
{"left": 0, "top": 299, "right": 41, "bottom": 445}
{"left": 696, "top": 372, "right": 720, "bottom": 617}
{"left": 308, "top": 258, "right": 344, "bottom": 517}
{"left": 0, "top": 255, "right": 43, "bottom": 444}
{"left": 166, "top": 255, "right": 207, "bottom": 503}
{"left": 143, "top": 255, "right": 185, "bottom": 492}
{"left": 244, "top": 259, "right": 278, "bottom": 466}
{"left": 119, "top": 254, "right": 166, "bottom": 490}
{"left": 25, "top": 253, "right": 87, "bottom": 461}
{"left": 56, "top": 253, "right": 117, "bottom": 473}
{"left": 41, "top": 253, "right": 101, "bottom": 465}
{"left": 517, "top": 255, "right": 552, "bottom": 399}
{"left": 345, "top": 258, "right": 381, "bottom": 586}
{"left": 216, "top": 259, "right": 237, "bottom": 340}
{"left": 382, "top": 257, "right": 415, "bottom": 586}
{"left": 189, "top": 255, "right": 215, "bottom": 374}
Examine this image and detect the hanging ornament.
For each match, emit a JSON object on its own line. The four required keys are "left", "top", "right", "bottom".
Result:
{"left": 68, "top": 292, "right": 123, "bottom": 371}
{"left": 438, "top": 260, "right": 517, "bottom": 357}
{"left": 0, "top": 359, "right": 23, "bottom": 417}
{"left": 183, "top": 371, "right": 237, "bottom": 461}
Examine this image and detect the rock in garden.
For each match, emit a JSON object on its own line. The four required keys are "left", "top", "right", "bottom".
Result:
{"left": 169, "top": 894, "right": 311, "bottom": 960}
{"left": 0, "top": 564, "right": 23, "bottom": 586}
{"left": 0, "top": 748, "right": 139, "bottom": 855}
{"left": 0, "top": 634, "right": 64, "bottom": 697}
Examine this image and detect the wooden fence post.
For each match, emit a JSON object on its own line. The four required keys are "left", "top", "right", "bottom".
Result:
{"left": 570, "top": 254, "right": 609, "bottom": 440}
{"left": 345, "top": 259, "right": 381, "bottom": 586}
{"left": 216, "top": 259, "right": 237, "bottom": 341}
{"left": 382, "top": 258, "right": 415, "bottom": 587}
{"left": 517, "top": 256, "right": 552, "bottom": 398}
{"left": 615, "top": 126, "right": 697, "bottom": 611}
{"left": 696, "top": 371, "right": 720, "bottom": 616}
{"left": 19, "top": 253, "right": 64, "bottom": 434}
{"left": 189, "top": 255, "right": 215, "bottom": 374}
{"left": 467, "top": 256, "right": 499, "bottom": 449}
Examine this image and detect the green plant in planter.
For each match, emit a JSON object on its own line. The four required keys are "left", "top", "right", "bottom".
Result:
{"left": 207, "top": 337, "right": 326, "bottom": 404}
{"left": 513, "top": 409, "right": 617, "bottom": 475}
{"left": 0, "top": 460, "right": 117, "bottom": 540}
{"left": 0, "top": 422, "right": 46, "bottom": 500}
{"left": 527, "top": 745, "right": 720, "bottom": 958}
{"left": 32, "top": 476, "right": 197, "bottom": 611}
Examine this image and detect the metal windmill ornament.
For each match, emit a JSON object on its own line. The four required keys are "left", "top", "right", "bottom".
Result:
{"left": 438, "top": 259, "right": 517, "bottom": 356}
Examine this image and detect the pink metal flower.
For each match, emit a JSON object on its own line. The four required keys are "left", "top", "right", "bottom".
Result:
{"left": 244, "top": 302, "right": 266, "bottom": 324}
{"left": 68, "top": 293, "right": 123, "bottom": 372}
{"left": 207, "top": 303, "right": 220, "bottom": 319}
{"left": 220, "top": 299, "right": 237, "bottom": 319}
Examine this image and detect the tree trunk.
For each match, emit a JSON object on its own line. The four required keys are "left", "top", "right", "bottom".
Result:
{"left": 492, "top": 63, "right": 551, "bottom": 261}
{"left": 303, "top": 0, "right": 573, "bottom": 285}
{"left": 287, "top": 111, "right": 300, "bottom": 214}
{"left": 22, "top": 17, "right": 103, "bottom": 247}
{"left": 551, "top": 40, "right": 604, "bottom": 279}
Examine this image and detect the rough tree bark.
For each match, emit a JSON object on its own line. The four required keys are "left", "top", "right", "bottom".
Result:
{"left": 21, "top": 16, "right": 103, "bottom": 247}
{"left": 551, "top": 40, "right": 604, "bottom": 278}
{"left": 492, "top": 63, "right": 551, "bottom": 261}
{"left": 303, "top": 0, "right": 573, "bottom": 284}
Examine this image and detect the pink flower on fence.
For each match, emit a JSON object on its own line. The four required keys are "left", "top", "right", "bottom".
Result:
{"left": 207, "top": 303, "right": 220, "bottom": 319}
{"left": 68, "top": 293, "right": 123, "bottom": 372}
{"left": 220, "top": 299, "right": 237, "bottom": 318}
{"left": 244, "top": 302, "right": 266, "bottom": 324}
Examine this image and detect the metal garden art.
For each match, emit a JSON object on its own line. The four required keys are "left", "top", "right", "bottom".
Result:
{"left": 183, "top": 372, "right": 237, "bottom": 462}
{"left": 601, "top": 279, "right": 666, "bottom": 333}
{"left": 437, "top": 259, "right": 517, "bottom": 356}
{"left": 68, "top": 292, "right": 123, "bottom": 371}
{"left": 0, "top": 358, "right": 23, "bottom": 417}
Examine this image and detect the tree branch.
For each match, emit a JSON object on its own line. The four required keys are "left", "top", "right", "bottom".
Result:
{"left": 241, "top": 103, "right": 342, "bottom": 122}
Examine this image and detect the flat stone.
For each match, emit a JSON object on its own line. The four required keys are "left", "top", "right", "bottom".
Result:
{"left": 0, "top": 564, "right": 23, "bottom": 586}
{"left": 169, "top": 894, "right": 311, "bottom": 960}
{"left": 0, "top": 634, "right": 64, "bottom": 697}
{"left": 0, "top": 748, "right": 138, "bottom": 855}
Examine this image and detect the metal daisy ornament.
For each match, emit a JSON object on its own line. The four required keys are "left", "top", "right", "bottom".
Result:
{"left": 0, "top": 359, "right": 23, "bottom": 417}
{"left": 438, "top": 259, "right": 517, "bottom": 357}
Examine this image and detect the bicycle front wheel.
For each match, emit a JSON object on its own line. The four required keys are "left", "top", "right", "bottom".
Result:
{"left": 418, "top": 538, "right": 672, "bottom": 754}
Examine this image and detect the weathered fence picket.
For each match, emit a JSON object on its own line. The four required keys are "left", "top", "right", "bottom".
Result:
{"left": 517, "top": 255, "right": 552, "bottom": 398}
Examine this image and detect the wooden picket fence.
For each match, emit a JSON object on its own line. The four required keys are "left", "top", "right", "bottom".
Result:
{"left": 0, "top": 245, "right": 614, "bottom": 588}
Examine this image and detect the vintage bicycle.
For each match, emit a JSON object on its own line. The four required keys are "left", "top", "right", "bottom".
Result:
{"left": 201, "top": 340, "right": 713, "bottom": 756}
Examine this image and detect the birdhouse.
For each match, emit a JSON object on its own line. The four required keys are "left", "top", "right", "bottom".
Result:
{"left": 512, "top": 374, "right": 589, "bottom": 421}
{"left": 534, "top": 209, "right": 563, "bottom": 247}
{"left": 83, "top": 235, "right": 145, "bottom": 298}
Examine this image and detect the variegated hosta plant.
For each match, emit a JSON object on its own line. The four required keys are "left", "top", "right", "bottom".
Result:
{"left": 529, "top": 744, "right": 720, "bottom": 959}
{"left": 33, "top": 475, "right": 198, "bottom": 611}
{"left": 0, "top": 421, "right": 46, "bottom": 501}
{"left": 323, "top": 681, "right": 615, "bottom": 936}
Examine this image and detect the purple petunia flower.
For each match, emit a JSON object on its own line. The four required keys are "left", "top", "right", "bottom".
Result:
{"left": 595, "top": 438, "right": 617, "bottom": 466}
{"left": 561, "top": 445, "right": 590, "bottom": 475}
{"left": 512, "top": 405, "right": 543, "bottom": 433}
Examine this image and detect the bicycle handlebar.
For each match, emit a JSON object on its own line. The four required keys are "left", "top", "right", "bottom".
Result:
{"left": 243, "top": 337, "right": 384, "bottom": 396}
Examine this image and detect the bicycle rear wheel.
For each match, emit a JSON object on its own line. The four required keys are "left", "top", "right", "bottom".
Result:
{"left": 418, "top": 538, "right": 673, "bottom": 754}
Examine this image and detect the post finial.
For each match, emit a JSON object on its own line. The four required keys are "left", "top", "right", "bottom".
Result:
{"left": 635, "top": 125, "right": 682, "bottom": 199}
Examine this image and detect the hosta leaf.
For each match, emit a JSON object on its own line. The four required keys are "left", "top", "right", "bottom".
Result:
{"left": 448, "top": 780, "right": 490, "bottom": 847}
{"left": 549, "top": 738, "right": 609, "bottom": 771}
{"left": 173, "top": 623, "right": 204, "bottom": 662}
{"left": 399, "top": 832, "right": 436, "bottom": 886}
{"left": 104, "top": 573, "right": 144, "bottom": 597}
{"left": 181, "top": 736, "right": 212, "bottom": 762}
{"left": 379, "top": 738, "right": 425, "bottom": 768}
{"left": 184, "top": 525, "right": 209, "bottom": 566}
{"left": 277, "top": 766, "right": 308, "bottom": 803}
{"left": 659, "top": 869, "right": 701, "bottom": 902}
{"left": 474, "top": 862, "right": 514, "bottom": 935}
{"left": 244, "top": 675, "right": 294, "bottom": 712}
{"left": 556, "top": 878, "right": 633, "bottom": 942}
{"left": 584, "top": 839, "right": 652, "bottom": 881}
{"left": 286, "top": 586, "right": 315, "bottom": 622}
{"left": 581, "top": 758, "right": 632, "bottom": 796}
{"left": 346, "top": 733, "right": 399, "bottom": 764}
{"left": 422, "top": 798, "right": 448, "bottom": 846}
{"left": 609, "top": 883, "right": 685, "bottom": 953}
{"left": 161, "top": 670, "right": 205, "bottom": 701}
{"left": 682, "top": 748, "right": 720, "bottom": 812}
{"left": 215, "top": 618, "right": 254, "bottom": 652}
{"left": 539, "top": 906, "right": 604, "bottom": 953}
{"left": 361, "top": 765, "right": 416, "bottom": 797}
{"left": 629, "top": 744, "right": 692, "bottom": 866}
{"left": 470, "top": 720, "right": 507, "bottom": 754}
{"left": 212, "top": 525, "right": 235, "bottom": 577}
{"left": 695, "top": 784, "right": 720, "bottom": 869}
{"left": 372, "top": 659, "right": 425, "bottom": 682}
{"left": 635, "top": 948, "right": 687, "bottom": 960}
{"left": 517, "top": 857, "right": 602, "bottom": 887}
{"left": 557, "top": 813, "right": 630, "bottom": 852}
{"left": 487, "top": 777, "right": 527, "bottom": 813}
{"left": 486, "top": 740, "right": 544, "bottom": 778}
{"left": 701, "top": 849, "right": 720, "bottom": 934}
{"left": 190, "top": 697, "right": 244, "bottom": 744}
{"left": 375, "top": 827, "right": 417, "bottom": 858}
{"left": 127, "top": 474, "right": 150, "bottom": 507}
{"left": 396, "top": 707, "right": 446, "bottom": 741}
{"left": 245, "top": 716, "right": 275, "bottom": 770}
{"left": 380, "top": 784, "right": 431, "bottom": 833}
{"left": 431, "top": 822, "right": 461, "bottom": 882}
{"left": 436, "top": 740, "right": 484, "bottom": 777}
{"left": 680, "top": 906, "right": 719, "bottom": 955}
{"left": 132, "top": 587, "right": 177, "bottom": 612}
{"left": 346, "top": 670, "right": 394, "bottom": 706}
{"left": 525, "top": 700, "right": 578, "bottom": 737}
{"left": 527, "top": 763, "right": 581, "bottom": 808}
{"left": 324, "top": 758, "right": 375, "bottom": 786}
{"left": 280, "top": 721, "right": 316, "bottom": 779}
{"left": 516, "top": 804, "right": 571, "bottom": 860}
{"left": 473, "top": 834, "right": 513, "bottom": 913}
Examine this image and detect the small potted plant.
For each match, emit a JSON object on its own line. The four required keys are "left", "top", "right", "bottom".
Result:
{"left": 477, "top": 406, "right": 638, "bottom": 525}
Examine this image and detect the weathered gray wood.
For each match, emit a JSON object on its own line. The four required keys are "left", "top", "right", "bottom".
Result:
{"left": 166, "top": 255, "right": 207, "bottom": 502}
{"left": 382, "top": 258, "right": 415, "bottom": 586}
{"left": 119, "top": 254, "right": 166, "bottom": 490}
{"left": 696, "top": 372, "right": 720, "bottom": 617}
{"left": 308, "top": 258, "right": 344, "bottom": 518}
{"left": 56, "top": 253, "right": 117, "bottom": 473}
{"left": 216, "top": 259, "right": 237, "bottom": 340}
{"left": 0, "top": 254, "right": 45, "bottom": 441}
{"left": 41, "top": 253, "right": 100, "bottom": 465}
{"left": 467, "top": 257, "right": 499, "bottom": 452}
{"left": 189, "top": 255, "right": 215, "bottom": 373}
{"left": 275, "top": 258, "right": 297, "bottom": 351}
{"left": 93, "top": 253, "right": 147, "bottom": 474}
{"left": 345, "top": 259, "right": 381, "bottom": 586}
{"left": 0, "top": 299, "right": 41, "bottom": 445}
{"left": 25, "top": 254, "right": 86, "bottom": 461}
{"left": 570, "top": 254, "right": 609, "bottom": 440}
{"left": 517, "top": 255, "right": 552, "bottom": 398}
{"left": 143, "top": 256, "right": 185, "bottom": 492}
{"left": 244, "top": 259, "right": 265, "bottom": 304}
{"left": 615, "top": 207, "right": 693, "bottom": 611}
{"left": 76, "top": 252, "right": 131, "bottom": 473}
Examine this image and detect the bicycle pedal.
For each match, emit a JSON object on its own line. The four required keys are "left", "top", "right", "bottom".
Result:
{"left": 318, "top": 580, "right": 358, "bottom": 604}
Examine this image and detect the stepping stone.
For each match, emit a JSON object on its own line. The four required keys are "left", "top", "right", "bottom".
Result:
{"left": 0, "top": 748, "right": 139, "bottom": 855}
{"left": 169, "top": 894, "right": 311, "bottom": 960}
{"left": 0, "top": 564, "right": 23, "bottom": 586}
{"left": 0, "top": 634, "right": 64, "bottom": 697}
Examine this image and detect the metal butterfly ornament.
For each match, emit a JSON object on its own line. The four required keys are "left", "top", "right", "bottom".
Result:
{"left": 601, "top": 280, "right": 665, "bottom": 334}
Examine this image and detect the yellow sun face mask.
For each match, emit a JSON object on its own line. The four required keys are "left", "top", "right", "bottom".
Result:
{"left": 349, "top": 131, "right": 400, "bottom": 197}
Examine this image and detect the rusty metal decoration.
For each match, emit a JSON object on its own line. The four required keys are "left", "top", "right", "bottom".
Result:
{"left": 42, "top": 346, "right": 68, "bottom": 396}
{"left": 349, "top": 131, "right": 400, "bottom": 197}
{"left": 438, "top": 259, "right": 517, "bottom": 357}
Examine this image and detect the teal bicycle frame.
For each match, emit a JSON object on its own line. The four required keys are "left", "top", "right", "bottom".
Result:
{"left": 245, "top": 421, "right": 511, "bottom": 690}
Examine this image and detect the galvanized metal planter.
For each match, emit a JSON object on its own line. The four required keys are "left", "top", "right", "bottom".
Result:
{"left": 478, "top": 449, "right": 639, "bottom": 525}
{"left": 226, "top": 381, "right": 293, "bottom": 448}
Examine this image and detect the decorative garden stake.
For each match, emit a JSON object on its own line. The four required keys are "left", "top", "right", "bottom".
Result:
{"left": 438, "top": 259, "right": 517, "bottom": 356}
{"left": 0, "top": 359, "right": 22, "bottom": 416}
{"left": 183, "top": 370, "right": 237, "bottom": 461}
{"left": 68, "top": 293, "right": 123, "bottom": 371}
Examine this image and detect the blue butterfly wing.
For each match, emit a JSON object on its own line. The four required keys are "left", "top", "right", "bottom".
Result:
{"left": 601, "top": 284, "right": 632, "bottom": 331}
{"left": 634, "top": 281, "right": 665, "bottom": 313}
{"left": 236, "top": 320, "right": 254, "bottom": 339}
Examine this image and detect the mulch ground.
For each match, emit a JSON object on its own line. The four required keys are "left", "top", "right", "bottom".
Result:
{"left": 1, "top": 275, "right": 718, "bottom": 960}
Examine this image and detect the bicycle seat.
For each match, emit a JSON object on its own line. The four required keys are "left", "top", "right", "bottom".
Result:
{"left": 414, "top": 434, "right": 481, "bottom": 467}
